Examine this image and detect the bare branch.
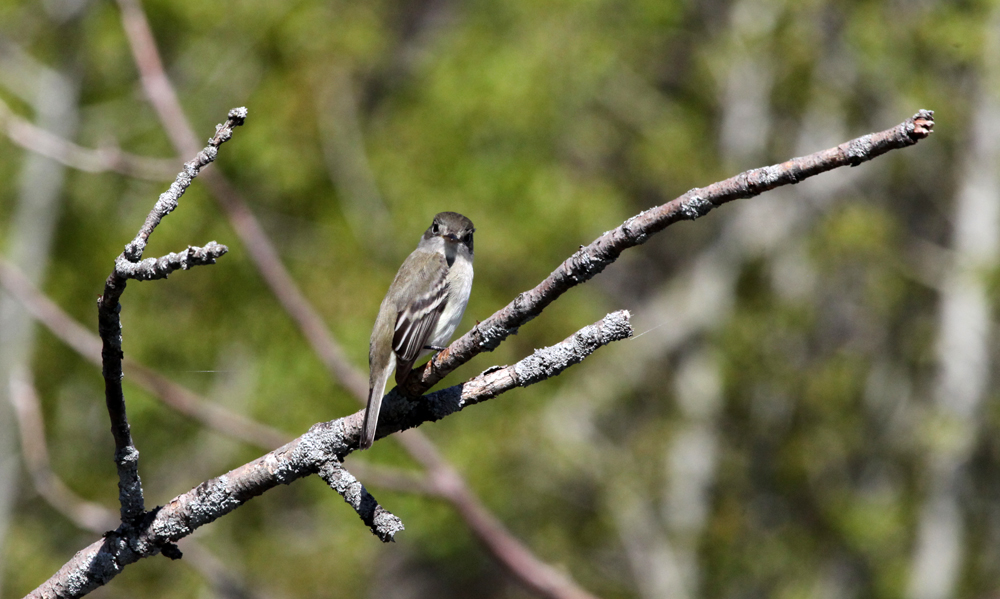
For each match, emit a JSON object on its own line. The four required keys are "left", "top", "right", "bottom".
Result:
{"left": 403, "top": 110, "right": 936, "bottom": 396}
{"left": 96, "top": 107, "right": 245, "bottom": 523}
{"left": 367, "top": 311, "right": 633, "bottom": 444}
{"left": 317, "top": 459, "right": 404, "bottom": 542}
{"left": 122, "top": 107, "right": 245, "bottom": 263}
{"left": 114, "top": 0, "right": 370, "bottom": 397}
{"left": 25, "top": 312, "right": 630, "bottom": 599}
{"left": 0, "top": 95, "right": 179, "bottom": 181}
{"left": 115, "top": 0, "right": 367, "bottom": 402}
{"left": 115, "top": 242, "right": 228, "bottom": 281}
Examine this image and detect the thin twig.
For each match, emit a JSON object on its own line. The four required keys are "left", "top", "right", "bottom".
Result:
{"left": 0, "top": 95, "right": 179, "bottom": 181}
{"left": 25, "top": 311, "right": 632, "bottom": 599}
{"left": 121, "top": 108, "right": 245, "bottom": 262}
{"left": 317, "top": 459, "right": 404, "bottom": 542}
{"left": 403, "top": 110, "right": 936, "bottom": 396}
{"left": 115, "top": 242, "right": 228, "bottom": 281}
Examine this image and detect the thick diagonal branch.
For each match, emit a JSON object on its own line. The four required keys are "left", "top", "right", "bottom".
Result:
{"left": 403, "top": 110, "right": 936, "bottom": 396}
{"left": 26, "top": 311, "right": 631, "bottom": 599}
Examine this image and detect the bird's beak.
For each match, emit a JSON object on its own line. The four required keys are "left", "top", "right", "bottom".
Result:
{"left": 444, "top": 233, "right": 459, "bottom": 243}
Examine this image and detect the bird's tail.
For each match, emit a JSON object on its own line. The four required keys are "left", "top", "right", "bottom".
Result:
{"left": 360, "top": 370, "right": 391, "bottom": 450}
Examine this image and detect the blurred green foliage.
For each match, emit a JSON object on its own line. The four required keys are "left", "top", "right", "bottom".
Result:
{"left": 1, "top": 0, "right": 995, "bottom": 598}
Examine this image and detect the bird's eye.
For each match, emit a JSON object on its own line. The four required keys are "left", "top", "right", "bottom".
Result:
{"left": 431, "top": 223, "right": 440, "bottom": 235}
{"left": 464, "top": 233, "right": 472, "bottom": 243}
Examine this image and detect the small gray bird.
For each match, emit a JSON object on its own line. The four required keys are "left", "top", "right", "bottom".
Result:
{"left": 360, "top": 212, "right": 475, "bottom": 449}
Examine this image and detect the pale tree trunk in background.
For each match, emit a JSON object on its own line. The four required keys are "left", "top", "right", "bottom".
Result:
{"left": 542, "top": 2, "right": 868, "bottom": 594}
{"left": 0, "top": 64, "right": 78, "bottom": 596}
{"left": 906, "top": 13, "right": 1000, "bottom": 599}
{"left": 716, "top": 0, "right": 779, "bottom": 168}
{"left": 316, "top": 67, "right": 394, "bottom": 256}
{"left": 637, "top": 1, "right": 783, "bottom": 592}
{"left": 659, "top": 350, "right": 722, "bottom": 598}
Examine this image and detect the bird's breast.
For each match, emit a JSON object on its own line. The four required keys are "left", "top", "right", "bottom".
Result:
{"left": 430, "top": 257, "right": 473, "bottom": 348}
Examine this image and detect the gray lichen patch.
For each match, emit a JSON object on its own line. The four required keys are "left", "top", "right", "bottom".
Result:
{"left": 476, "top": 321, "right": 513, "bottom": 350}
{"left": 680, "top": 193, "right": 713, "bottom": 220}
{"left": 847, "top": 134, "right": 874, "bottom": 165}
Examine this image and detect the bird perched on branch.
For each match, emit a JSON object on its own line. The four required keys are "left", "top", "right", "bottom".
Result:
{"left": 360, "top": 211, "right": 475, "bottom": 449}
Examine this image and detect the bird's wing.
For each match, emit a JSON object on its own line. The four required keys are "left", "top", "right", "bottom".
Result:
{"left": 392, "top": 253, "right": 450, "bottom": 374}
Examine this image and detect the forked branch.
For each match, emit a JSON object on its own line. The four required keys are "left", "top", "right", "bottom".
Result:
{"left": 95, "top": 107, "right": 245, "bottom": 524}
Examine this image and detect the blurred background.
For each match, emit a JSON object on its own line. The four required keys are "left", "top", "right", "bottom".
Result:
{"left": 0, "top": 0, "right": 994, "bottom": 598}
